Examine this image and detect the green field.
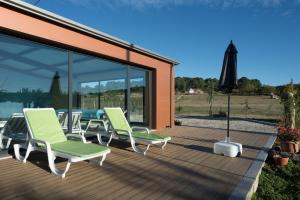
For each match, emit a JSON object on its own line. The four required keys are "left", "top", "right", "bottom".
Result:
{"left": 175, "top": 93, "right": 283, "bottom": 120}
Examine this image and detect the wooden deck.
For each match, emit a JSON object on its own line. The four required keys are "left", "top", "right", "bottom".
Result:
{"left": 0, "top": 126, "right": 274, "bottom": 200}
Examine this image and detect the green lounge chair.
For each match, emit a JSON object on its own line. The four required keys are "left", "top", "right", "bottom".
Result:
{"left": 14, "top": 108, "right": 111, "bottom": 178}
{"left": 103, "top": 107, "right": 171, "bottom": 155}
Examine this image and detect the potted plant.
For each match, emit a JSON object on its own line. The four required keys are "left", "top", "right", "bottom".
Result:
{"left": 174, "top": 119, "right": 182, "bottom": 126}
{"left": 277, "top": 126, "right": 300, "bottom": 153}
{"left": 273, "top": 154, "right": 289, "bottom": 166}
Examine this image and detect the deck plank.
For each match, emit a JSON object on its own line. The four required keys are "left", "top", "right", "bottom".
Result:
{"left": 0, "top": 126, "right": 274, "bottom": 200}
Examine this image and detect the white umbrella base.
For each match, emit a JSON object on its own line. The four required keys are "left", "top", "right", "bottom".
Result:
{"left": 213, "top": 140, "right": 242, "bottom": 157}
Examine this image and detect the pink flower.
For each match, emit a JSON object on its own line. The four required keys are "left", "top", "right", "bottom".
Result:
{"left": 277, "top": 126, "right": 300, "bottom": 142}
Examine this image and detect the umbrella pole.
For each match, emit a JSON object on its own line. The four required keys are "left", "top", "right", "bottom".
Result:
{"left": 227, "top": 92, "right": 230, "bottom": 142}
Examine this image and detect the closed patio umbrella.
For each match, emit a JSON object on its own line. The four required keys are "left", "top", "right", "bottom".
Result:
{"left": 213, "top": 40, "right": 242, "bottom": 157}
{"left": 49, "top": 71, "right": 63, "bottom": 109}
{"left": 219, "top": 40, "right": 238, "bottom": 142}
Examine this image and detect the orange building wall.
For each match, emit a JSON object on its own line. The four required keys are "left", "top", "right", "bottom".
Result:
{"left": 0, "top": 5, "right": 174, "bottom": 129}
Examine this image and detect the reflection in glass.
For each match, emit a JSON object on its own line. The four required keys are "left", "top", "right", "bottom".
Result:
{"left": 129, "top": 69, "right": 145, "bottom": 123}
{"left": 72, "top": 53, "right": 127, "bottom": 121}
{"left": 0, "top": 34, "right": 68, "bottom": 151}
{"left": 129, "top": 68, "right": 150, "bottom": 125}
{"left": 80, "top": 81, "right": 99, "bottom": 109}
{"left": 100, "top": 79, "right": 126, "bottom": 109}
{"left": 0, "top": 33, "right": 153, "bottom": 154}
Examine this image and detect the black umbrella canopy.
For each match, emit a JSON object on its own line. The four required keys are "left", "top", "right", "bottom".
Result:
{"left": 219, "top": 40, "right": 238, "bottom": 93}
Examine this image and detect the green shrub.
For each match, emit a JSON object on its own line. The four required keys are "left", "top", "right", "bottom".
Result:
{"left": 254, "top": 161, "right": 300, "bottom": 200}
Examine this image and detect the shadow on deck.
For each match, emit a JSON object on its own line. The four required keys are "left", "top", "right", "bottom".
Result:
{"left": 0, "top": 126, "right": 274, "bottom": 200}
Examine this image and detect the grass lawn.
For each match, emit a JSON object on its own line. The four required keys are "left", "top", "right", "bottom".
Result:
{"left": 252, "top": 159, "right": 300, "bottom": 200}
{"left": 176, "top": 93, "right": 283, "bottom": 120}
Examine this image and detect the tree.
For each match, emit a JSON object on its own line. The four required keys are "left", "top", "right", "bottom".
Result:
{"left": 238, "top": 77, "right": 262, "bottom": 95}
{"left": 207, "top": 79, "right": 215, "bottom": 116}
{"left": 204, "top": 78, "right": 218, "bottom": 92}
{"left": 174, "top": 76, "right": 266, "bottom": 95}
{"left": 175, "top": 77, "right": 186, "bottom": 92}
{"left": 251, "top": 79, "right": 262, "bottom": 94}
{"left": 194, "top": 77, "right": 205, "bottom": 89}
{"left": 280, "top": 81, "right": 297, "bottom": 128}
{"left": 260, "top": 85, "right": 276, "bottom": 95}
{"left": 238, "top": 77, "right": 250, "bottom": 95}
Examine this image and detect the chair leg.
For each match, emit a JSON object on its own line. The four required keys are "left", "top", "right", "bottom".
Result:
{"left": 13, "top": 144, "right": 22, "bottom": 160}
{"left": 99, "top": 153, "right": 107, "bottom": 166}
{"left": 161, "top": 140, "right": 168, "bottom": 150}
{"left": 0, "top": 134, "right": 4, "bottom": 149}
{"left": 97, "top": 134, "right": 104, "bottom": 145}
{"left": 23, "top": 143, "right": 34, "bottom": 163}
{"left": 0, "top": 135, "right": 12, "bottom": 150}
{"left": 14, "top": 142, "right": 33, "bottom": 163}
{"left": 97, "top": 133, "right": 113, "bottom": 147}
{"left": 5, "top": 138, "right": 12, "bottom": 149}
{"left": 47, "top": 151, "right": 71, "bottom": 178}
{"left": 130, "top": 140, "right": 151, "bottom": 155}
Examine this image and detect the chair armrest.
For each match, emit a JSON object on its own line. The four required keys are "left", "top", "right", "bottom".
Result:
{"left": 114, "top": 129, "right": 130, "bottom": 134}
{"left": 131, "top": 126, "right": 150, "bottom": 134}
{"left": 66, "top": 134, "right": 87, "bottom": 143}
{"left": 85, "top": 119, "right": 108, "bottom": 131}
{"left": 113, "top": 129, "right": 136, "bottom": 143}
{"left": 89, "top": 119, "right": 106, "bottom": 123}
{"left": 113, "top": 129, "right": 135, "bottom": 138}
{"left": 32, "top": 138, "right": 49, "bottom": 145}
{"left": 31, "top": 138, "right": 52, "bottom": 151}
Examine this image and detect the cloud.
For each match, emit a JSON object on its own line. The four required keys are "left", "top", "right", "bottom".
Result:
{"left": 280, "top": 10, "right": 293, "bottom": 16}
{"left": 64, "top": 0, "right": 298, "bottom": 10}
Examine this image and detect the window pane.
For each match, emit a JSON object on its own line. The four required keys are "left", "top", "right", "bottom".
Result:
{"left": 0, "top": 34, "right": 68, "bottom": 151}
{"left": 129, "top": 68, "right": 151, "bottom": 126}
{"left": 72, "top": 53, "right": 127, "bottom": 121}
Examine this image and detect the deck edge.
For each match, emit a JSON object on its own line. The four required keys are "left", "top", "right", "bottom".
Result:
{"left": 228, "top": 132, "right": 277, "bottom": 200}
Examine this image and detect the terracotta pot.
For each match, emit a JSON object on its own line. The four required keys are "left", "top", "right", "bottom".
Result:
{"left": 273, "top": 155, "right": 289, "bottom": 166}
{"left": 280, "top": 141, "right": 299, "bottom": 153}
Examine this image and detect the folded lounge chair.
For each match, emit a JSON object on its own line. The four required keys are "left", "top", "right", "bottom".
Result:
{"left": 57, "top": 111, "right": 82, "bottom": 134}
{"left": 58, "top": 111, "right": 108, "bottom": 144}
{"left": 0, "top": 113, "right": 28, "bottom": 150}
{"left": 102, "top": 107, "right": 171, "bottom": 155}
{"left": 14, "top": 108, "right": 111, "bottom": 178}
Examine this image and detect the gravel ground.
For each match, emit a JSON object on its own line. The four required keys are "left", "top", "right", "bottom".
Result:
{"left": 176, "top": 115, "right": 277, "bottom": 134}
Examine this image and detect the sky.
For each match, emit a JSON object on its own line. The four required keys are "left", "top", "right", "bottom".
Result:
{"left": 24, "top": 0, "right": 300, "bottom": 86}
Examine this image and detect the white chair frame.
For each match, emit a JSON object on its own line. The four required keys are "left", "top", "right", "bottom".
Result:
{"left": 102, "top": 108, "right": 170, "bottom": 155}
{"left": 14, "top": 108, "right": 111, "bottom": 178}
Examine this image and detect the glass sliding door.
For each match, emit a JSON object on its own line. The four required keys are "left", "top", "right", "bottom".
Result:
{"left": 0, "top": 33, "right": 153, "bottom": 157}
{"left": 72, "top": 53, "right": 127, "bottom": 122}
{"left": 0, "top": 34, "right": 68, "bottom": 153}
{"left": 99, "top": 79, "right": 126, "bottom": 109}
{"left": 129, "top": 67, "right": 151, "bottom": 126}
{"left": 80, "top": 81, "right": 100, "bottom": 110}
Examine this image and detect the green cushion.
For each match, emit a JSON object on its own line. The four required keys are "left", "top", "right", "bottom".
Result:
{"left": 25, "top": 109, "right": 67, "bottom": 144}
{"left": 51, "top": 140, "right": 109, "bottom": 158}
{"left": 104, "top": 108, "right": 131, "bottom": 135}
{"left": 132, "top": 131, "right": 171, "bottom": 141}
